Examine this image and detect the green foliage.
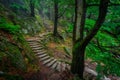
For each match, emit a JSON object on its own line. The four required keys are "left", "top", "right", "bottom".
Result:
{"left": 85, "top": 18, "right": 95, "bottom": 29}
{"left": 63, "top": 47, "right": 71, "bottom": 56}
{"left": 66, "top": 23, "right": 73, "bottom": 33}
{"left": 86, "top": 41, "right": 120, "bottom": 76}
{"left": 110, "top": 0, "right": 120, "bottom": 3}
{"left": 95, "top": 52, "right": 120, "bottom": 76}
{"left": 96, "top": 31, "right": 117, "bottom": 46}
{"left": 10, "top": 2, "right": 27, "bottom": 11}
{"left": 10, "top": 3, "right": 21, "bottom": 10}
{"left": 0, "top": 17, "right": 20, "bottom": 34}
{"left": 85, "top": 17, "right": 120, "bottom": 76}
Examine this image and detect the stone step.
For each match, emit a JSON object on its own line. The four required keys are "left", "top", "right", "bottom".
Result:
{"left": 61, "top": 63, "right": 66, "bottom": 71}
{"left": 51, "top": 61, "right": 58, "bottom": 70}
{"left": 40, "top": 56, "right": 50, "bottom": 61}
{"left": 43, "top": 58, "right": 54, "bottom": 65}
{"left": 30, "top": 45, "right": 42, "bottom": 48}
{"left": 35, "top": 51, "right": 47, "bottom": 56}
{"left": 32, "top": 47, "right": 44, "bottom": 50}
{"left": 35, "top": 52, "right": 44, "bottom": 55}
{"left": 33, "top": 50, "right": 46, "bottom": 53}
{"left": 27, "top": 40, "right": 38, "bottom": 42}
{"left": 38, "top": 37, "right": 44, "bottom": 40}
{"left": 26, "top": 39, "right": 39, "bottom": 41}
{"left": 28, "top": 42, "right": 39, "bottom": 44}
{"left": 46, "top": 59, "right": 57, "bottom": 67}
{"left": 56, "top": 62, "right": 62, "bottom": 72}
{"left": 38, "top": 54, "right": 48, "bottom": 58}
{"left": 31, "top": 45, "right": 43, "bottom": 49}
{"left": 39, "top": 33, "right": 47, "bottom": 37}
{"left": 33, "top": 49, "right": 47, "bottom": 53}
{"left": 66, "top": 64, "right": 70, "bottom": 70}
{"left": 29, "top": 43, "right": 40, "bottom": 46}
{"left": 28, "top": 38, "right": 44, "bottom": 41}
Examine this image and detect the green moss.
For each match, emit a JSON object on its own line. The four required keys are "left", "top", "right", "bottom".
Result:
{"left": 0, "top": 17, "right": 20, "bottom": 34}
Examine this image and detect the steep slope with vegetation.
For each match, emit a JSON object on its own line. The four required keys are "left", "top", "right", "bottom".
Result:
{"left": 0, "top": 3, "right": 40, "bottom": 80}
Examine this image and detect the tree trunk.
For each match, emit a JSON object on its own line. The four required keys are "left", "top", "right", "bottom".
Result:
{"left": 79, "top": 0, "right": 86, "bottom": 41}
{"left": 72, "top": 0, "right": 77, "bottom": 43}
{"left": 73, "top": 0, "right": 85, "bottom": 44}
{"left": 71, "top": 0, "right": 109, "bottom": 79}
{"left": 71, "top": 42, "right": 85, "bottom": 79}
{"left": 53, "top": 0, "right": 58, "bottom": 36}
{"left": 30, "top": 0, "right": 35, "bottom": 17}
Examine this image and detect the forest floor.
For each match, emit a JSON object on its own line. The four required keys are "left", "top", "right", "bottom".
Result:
{"left": 24, "top": 61, "right": 62, "bottom": 80}
{"left": 24, "top": 33, "right": 73, "bottom": 80}
{"left": 23, "top": 30, "right": 120, "bottom": 80}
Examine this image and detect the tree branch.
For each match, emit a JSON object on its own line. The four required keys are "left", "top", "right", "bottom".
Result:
{"left": 83, "top": 0, "right": 109, "bottom": 46}
{"left": 79, "top": 0, "right": 86, "bottom": 41}
{"left": 87, "top": 3, "right": 120, "bottom": 7}
{"left": 73, "top": 0, "right": 77, "bottom": 44}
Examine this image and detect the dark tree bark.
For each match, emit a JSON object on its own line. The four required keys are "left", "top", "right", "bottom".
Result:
{"left": 30, "top": 0, "right": 35, "bottom": 17}
{"left": 73, "top": 0, "right": 86, "bottom": 44}
{"left": 71, "top": 0, "right": 86, "bottom": 78}
{"left": 53, "top": 0, "right": 58, "bottom": 36}
{"left": 47, "top": 7, "right": 51, "bottom": 20}
{"left": 71, "top": 42, "right": 86, "bottom": 79}
{"left": 72, "top": 0, "right": 77, "bottom": 44}
{"left": 83, "top": 0, "right": 109, "bottom": 46}
{"left": 71, "top": 0, "right": 109, "bottom": 79}
{"left": 79, "top": 0, "right": 86, "bottom": 41}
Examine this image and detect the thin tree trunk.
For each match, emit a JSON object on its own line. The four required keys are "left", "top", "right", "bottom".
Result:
{"left": 73, "top": 0, "right": 77, "bottom": 44}
{"left": 30, "top": 0, "right": 35, "bottom": 17}
{"left": 48, "top": 7, "right": 51, "bottom": 20}
{"left": 79, "top": 0, "right": 86, "bottom": 41}
{"left": 53, "top": 0, "right": 58, "bottom": 36}
{"left": 73, "top": 0, "right": 85, "bottom": 44}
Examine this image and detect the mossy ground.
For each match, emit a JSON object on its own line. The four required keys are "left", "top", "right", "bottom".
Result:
{"left": 0, "top": 4, "right": 40, "bottom": 80}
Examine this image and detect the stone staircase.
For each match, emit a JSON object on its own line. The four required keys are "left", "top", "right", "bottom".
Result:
{"left": 26, "top": 33, "right": 111, "bottom": 80}
{"left": 26, "top": 33, "right": 70, "bottom": 72}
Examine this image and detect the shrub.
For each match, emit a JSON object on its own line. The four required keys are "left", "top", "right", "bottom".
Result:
{"left": 0, "top": 17, "right": 20, "bottom": 34}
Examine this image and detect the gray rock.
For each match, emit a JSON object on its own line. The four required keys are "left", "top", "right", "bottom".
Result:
{"left": 40, "top": 56, "right": 50, "bottom": 61}
{"left": 31, "top": 45, "right": 42, "bottom": 48}
{"left": 46, "top": 59, "right": 57, "bottom": 67}
{"left": 32, "top": 47, "right": 44, "bottom": 50}
{"left": 61, "top": 63, "right": 66, "bottom": 71}
{"left": 56, "top": 62, "right": 62, "bottom": 72}
{"left": 33, "top": 50, "right": 46, "bottom": 53}
{"left": 29, "top": 43, "right": 39, "bottom": 45}
{"left": 38, "top": 54, "right": 47, "bottom": 58}
{"left": 51, "top": 61, "right": 58, "bottom": 69}
{"left": 43, "top": 58, "right": 53, "bottom": 65}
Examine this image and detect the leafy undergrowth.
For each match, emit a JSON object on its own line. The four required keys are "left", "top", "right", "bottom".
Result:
{"left": 42, "top": 32, "right": 72, "bottom": 62}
